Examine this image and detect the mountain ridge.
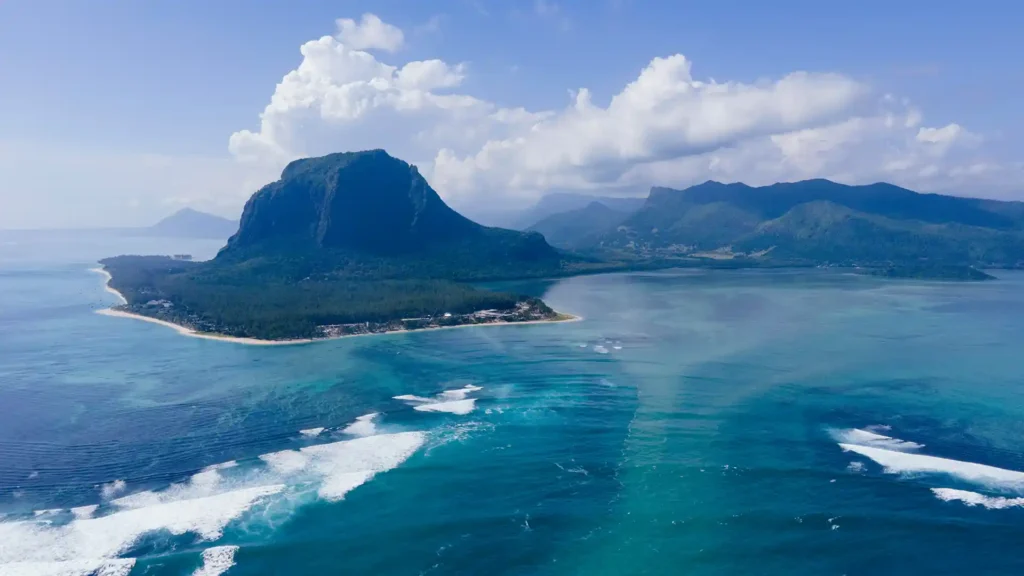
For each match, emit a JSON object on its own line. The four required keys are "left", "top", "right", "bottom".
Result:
{"left": 218, "top": 150, "right": 560, "bottom": 277}
{"left": 526, "top": 201, "right": 631, "bottom": 249}
{"left": 591, "top": 178, "right": 1024, "bottom": 267}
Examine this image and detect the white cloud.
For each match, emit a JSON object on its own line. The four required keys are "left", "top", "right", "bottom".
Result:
{"left": 228, "top": 13, "right": 1016, "bottom": 213}
{"left": 335, "top": 13, "right": 404, "bottom": 52}
{"left": 916, "top": 123, "right": 966, "bottom": 145}
{"left": 430, "top": 56, "right": 865, "bottom": 200}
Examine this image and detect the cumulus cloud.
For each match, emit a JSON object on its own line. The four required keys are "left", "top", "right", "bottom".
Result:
{"left": 335, "top": 14, "right": 404, "bottom": 52}
{"left": 228, "top": 13, "right": 1013, "bottom": 211}
{"left": 431, "top": 56, "right": 864, "bottom": 198}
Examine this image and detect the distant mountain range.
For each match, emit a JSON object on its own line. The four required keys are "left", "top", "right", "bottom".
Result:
{"left": 527, "top": 201, "right": 634, "bottom": 249}
{"left": 534, "top": 179, "right": 1024, "bottom": 267}
{"left": 1, "top": 208, "right": 238, "bottom": 239}
{"left": 467, "top": 192, "right": 646, "bottom": 230}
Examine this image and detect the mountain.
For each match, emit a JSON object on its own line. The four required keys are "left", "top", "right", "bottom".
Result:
{"left": 101, "top": 150, "right": 580, "bottom": 340}
{"left": 495, "top": 192, "right": 645, "bottom": 230}
{"left": 594, "top": 179, "right": 1024, "bottom": 267}
{"left": 148, "top": 208, "right": 238, "bottom": 239}
{"left": 219, "top": 150, "right": 559, "bottom": 277}
{"left": 527, "top": 201, "right": 631, "bottom": 249}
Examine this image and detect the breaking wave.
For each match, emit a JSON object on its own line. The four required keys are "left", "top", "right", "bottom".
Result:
{"left": 835, "top": 427, "right": 1024, "bottom": 508}
{"left": 0, "top": 424, "right": 426, "bottom": 574}
{"left": 341, "top": 413, "right": 379, "bottom": 436}
{"left": 395, "top": 384, "right": 483, "bottom": 415}
{"left": 415, "top": 400, "right": 476, "bottom": 415}
{"left": 932, "top": 488, "right": 1024, "bottom": 510}
{"left": 192, "top": 545, "right": 240, "bottom": 576}
{"left": 839, "top": 442, "right": 1024, "bottom": 490}
{"left": 829, "top": 428, "right": 924, "bottom": 451}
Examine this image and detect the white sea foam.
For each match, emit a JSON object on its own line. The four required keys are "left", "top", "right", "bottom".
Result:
{"left": 260, "top": 432, "right": 425, "bottom": 501}
{"left": 299, "top": 427, "right": 325, "bottom": 438}
{"left": 113, "top": 466, "right": 226, "bottom": 510}
{"left": 3, "top": 557, "right": 137, "bottom": 576}
{"left": 414, "top": 399, "right": 477, "bottom": 415}
{"left": 440, "top": 385, "right": 483, "bottom": 401}
{"left": 396, "top": 385, "right": 482, "bottom": 415}
{"left": 70, "top": 505, "right": 97, "bottom": 519}
{"left": 440, "top": 385, "right": 483, "bottom": 399}
{"left": 613, "top": 345, "right": 622, "bottom": 350}
{"left": 342, "top": 413, "right": 379, "bottom": 436}
{"left": 258, "top": 449, "right": 309, "bottom": 475}
{"left": 847, "top": 461, "right": 865, "bottom": 473}
{"left": 100, "top": 479, "right": 127, "bottom": 499}
{"left": 4, "top": 430, "right": 427, "bottom": 573}
{"left": 932, "top": 488, "right": 1024, "bottom": 509}
{"left": 202, "top": 461, "right": 237, "bottom": 472}
{"left": 839, "top": 443, "right": 1024, "bottom": 490}
{"left": 193, "top": 545, "right": 240, "bottom": 576}
{"left": 32, "top": 509, "right": 60, "bottom": 517}
{"left": 393, "top": 394, "right": 432, "bottom": 403}
{"left": 830, "top": 428, "right": 923, "bottom": 451}
{"left": 593, "top": 345, "right": 609, "bottom": 354}
{"left": 0, "top": 485, "right": 282, "bottom": 571}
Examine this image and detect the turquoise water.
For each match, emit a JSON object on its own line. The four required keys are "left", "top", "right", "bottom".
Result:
{"left": 2, "top": 233, "right": 1024, "bottom": 575}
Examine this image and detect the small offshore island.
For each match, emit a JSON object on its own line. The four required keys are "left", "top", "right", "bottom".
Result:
{"left": 99, "top": 150, "right": 1024, "bottom": 342}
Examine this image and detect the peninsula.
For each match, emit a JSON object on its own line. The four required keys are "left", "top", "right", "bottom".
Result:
{"left": 99, "top": 150, "right": 582, "bottom": 342}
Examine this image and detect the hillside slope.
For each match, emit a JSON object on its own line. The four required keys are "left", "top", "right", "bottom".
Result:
{"left": 527, "top": 201, "right": 630, "bottom": 249}
{"left": 594, "top": 179, "right": 1024, "bottom": 266}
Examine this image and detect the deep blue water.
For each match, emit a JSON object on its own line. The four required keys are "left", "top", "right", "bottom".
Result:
{"left": 2, "top": 232, "right": 1024, "bottom": 575}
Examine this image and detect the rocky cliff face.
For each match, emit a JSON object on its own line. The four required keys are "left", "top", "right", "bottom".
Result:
{"left": 221, "top": 149, "right": 558, "bottom": 265}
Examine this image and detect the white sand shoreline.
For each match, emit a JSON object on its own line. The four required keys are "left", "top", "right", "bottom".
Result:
{"left": 89, "top": 267, "right": 127, "bottom": 304}
{"left": 89, "top": 266, "right": 581, "bottom": 346}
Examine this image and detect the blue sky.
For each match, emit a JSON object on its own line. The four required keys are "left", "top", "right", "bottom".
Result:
{"left": 1, "top": 0, "right": 1022, "bottom": 228}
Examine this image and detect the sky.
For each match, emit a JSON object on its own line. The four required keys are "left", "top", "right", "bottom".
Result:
{"left": 1, "top": 0, "right": 1022, "bottom": 229}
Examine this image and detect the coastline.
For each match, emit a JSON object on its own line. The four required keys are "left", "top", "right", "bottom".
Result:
{"left": 96, "top": 307, "right": 581, "bottom": 346}
{"left": 88, "top": 267, "right": 127, "bottom": 304}
{"left": 90, "top": 266, "right": 581, "bottom": 346}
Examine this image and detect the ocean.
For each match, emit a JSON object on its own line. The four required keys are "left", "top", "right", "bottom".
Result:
{"left": 2, "top": 231, "right": 1024, "bottom": 575}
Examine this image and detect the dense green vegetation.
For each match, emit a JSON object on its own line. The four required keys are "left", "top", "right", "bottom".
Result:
{"left": 863, "top": 264, "right": 996, "bottom": 281}
{"left": 584, "top": 179, "right": 1024, "bottom": 270}
{"left": 101, "top": 256, "right": 538, "bottom": 339}
{"left": 527, "top": 201, "right": 631, "bottom": 249}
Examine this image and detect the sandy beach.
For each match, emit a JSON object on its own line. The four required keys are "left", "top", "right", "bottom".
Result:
{"left": 90, "top": 266, "right": 581, "bottom": 346}
{"left": 89, "top": 267, "right": 127, "bottom": 304}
